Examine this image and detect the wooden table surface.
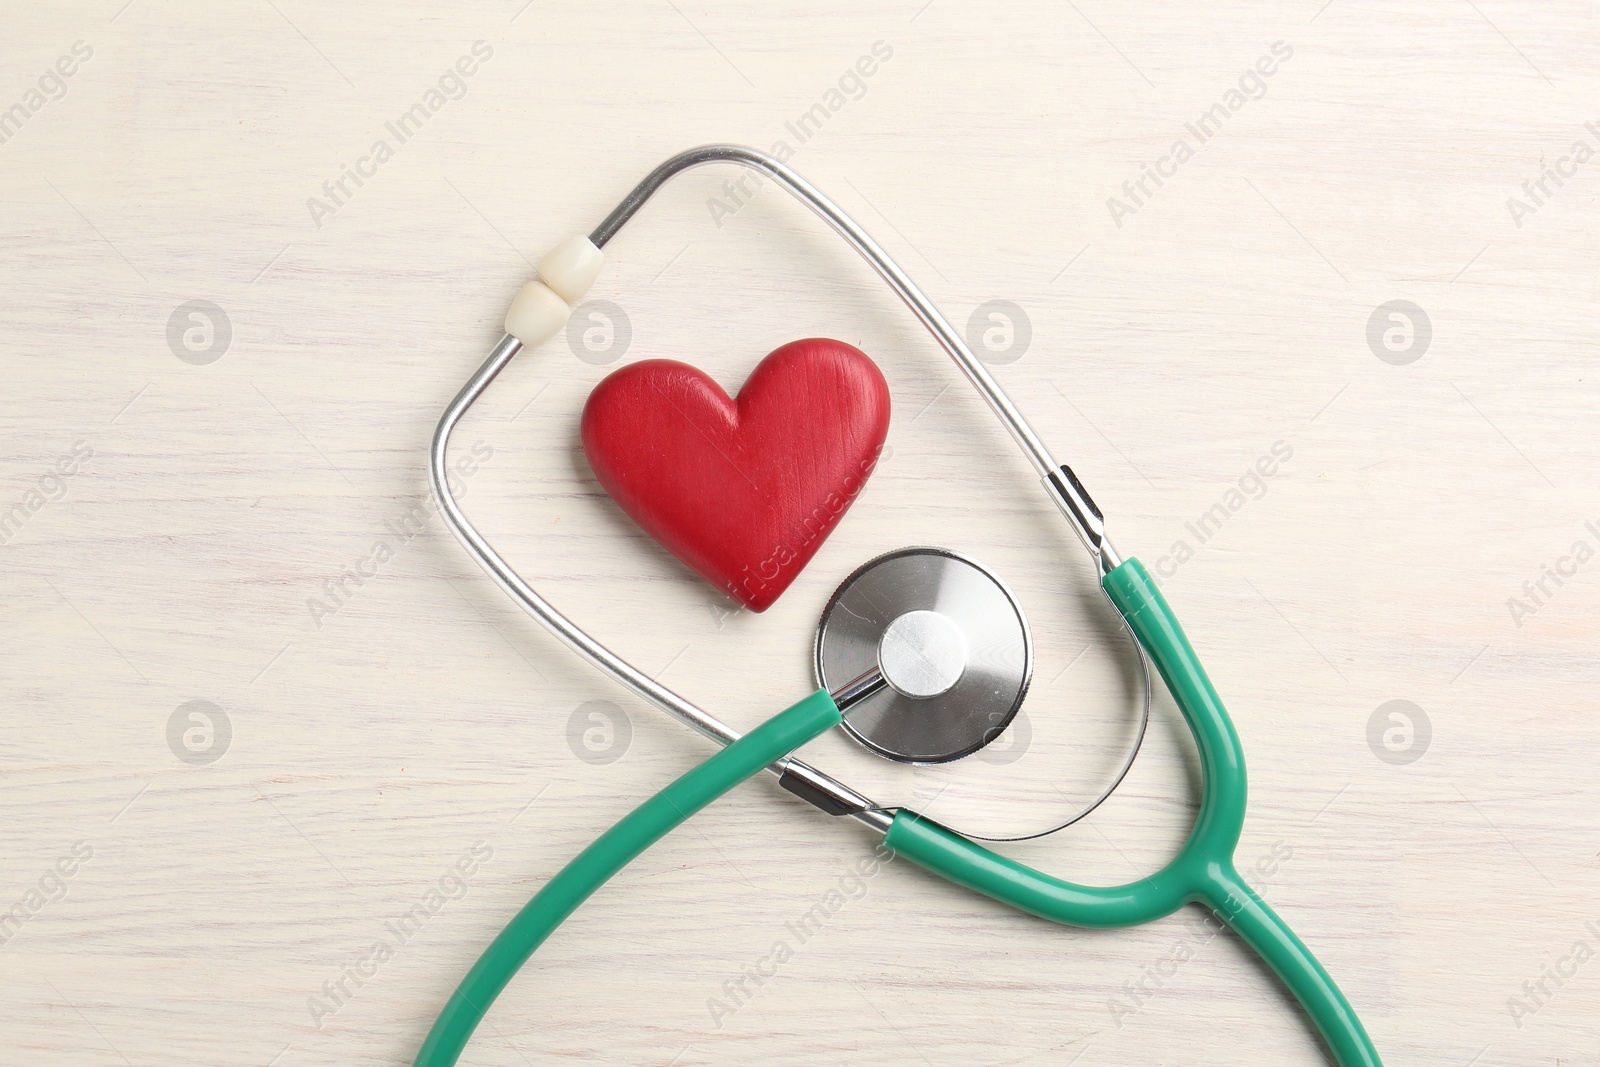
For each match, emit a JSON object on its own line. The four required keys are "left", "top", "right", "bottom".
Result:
{"left": 3, "top": 2, "right": 1597, "bottom": 1064}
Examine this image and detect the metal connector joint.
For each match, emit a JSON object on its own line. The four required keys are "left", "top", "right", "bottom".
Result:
{"left": 778, "top": 764, "right": 871, "bottom": 817}
{"left": 1045, "top": 465, "right": 1120, "bottom": 571}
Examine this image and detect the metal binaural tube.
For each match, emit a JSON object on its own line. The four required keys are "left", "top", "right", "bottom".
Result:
{"left": 590, "top": 144, "right": 1121, "bottom": 571}
{"left": 590, "top": 149, "right": 1053, "bottom": 467}
{"left": 430, "top": 334, "right": 740, "bottom": 749}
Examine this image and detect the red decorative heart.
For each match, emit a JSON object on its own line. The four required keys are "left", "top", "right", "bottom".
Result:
{"left": 580, "top": 338, "right": 890, "bottom": 612}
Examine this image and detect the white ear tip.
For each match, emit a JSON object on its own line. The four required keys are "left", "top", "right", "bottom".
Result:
{"left": 504, "top": 280, "right": 570, "bottom": 347}
{"left": 537, "top": 236, "right": 604, "bottom": 304}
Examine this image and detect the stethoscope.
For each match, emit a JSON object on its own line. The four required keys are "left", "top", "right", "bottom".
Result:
{"left": 415, "top": 145, "right": 1383, "bottom": 1067}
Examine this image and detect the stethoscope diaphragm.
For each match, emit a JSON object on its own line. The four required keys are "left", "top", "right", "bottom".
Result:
{"left": 814, "top": 547, "right": 1031, "bottom": 764}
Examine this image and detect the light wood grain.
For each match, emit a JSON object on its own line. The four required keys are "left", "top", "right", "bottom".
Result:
{"left": 2, "top": 2, "right": 1597, "bottom": 1065}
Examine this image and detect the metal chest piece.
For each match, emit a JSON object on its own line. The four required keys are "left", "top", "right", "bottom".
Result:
{"left": 815, "top": 547, "right": 1032, "bottom": 763}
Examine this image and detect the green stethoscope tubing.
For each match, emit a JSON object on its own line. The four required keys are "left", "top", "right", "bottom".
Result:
{"left": 413, "top": 559, "right": 1381, "bottom": 1067}
{"left": 412, "top": 688, "right": 845, "bottom": 1067}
